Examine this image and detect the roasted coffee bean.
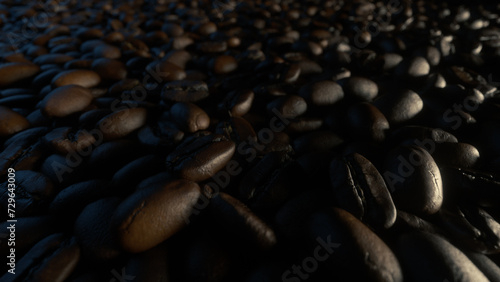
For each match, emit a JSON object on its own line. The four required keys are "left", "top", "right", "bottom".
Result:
{"left": 0, "top": 233, "right": 80, "bottom": 282}
{"left": 148, "top": 60, "right": 186, "bottom": 82}
{"left": 43, "top": 127, "right": 97, "bottom": 154}
{"left": 344, "top": 76, "right": 378, "bottom": 101}
{"left": 166, "top": 133, "right": 235, "bottom": 182}
{"left": 374, "top": 89, "right": 423, "bottom": 125}
{"left": 212, "top": 55, "right": 238, "bottom": 74}
{"left": 430, "top": 142, "right": 480, "bottom": 168}
{"left": 161, "top": 80, "right": 209, "bottom": 103}
{"left": 170, "top": 102, "right": 210, "bottom": 133}
{"left": 74, "top": 197, "right": 122, "bottom": 261}
{"left": 49, "top": 180, "right": 111, "bottom": 219}
{"left": 346, "top": 102, "right": 389, "bottom": 142}
{"left": 217, "top": 89, "right": 254, "bottom": 117}
{"left": 384, "top": 145, "right": 443, "bottom": 215}
{"left": 438, "top": 204, "right": 500, "bottom": 254}
{"left": 208, "top": 192, "right": 277, "bottom": 249}
{"left": 305, "top": 207, "right": 403, "bottom": 281}
{"left": 111, "top": 179, "right": 201, "bottom": 253}
{"left": 298, "top": 80, "right": 344, "bottom": 106}
{"left": 388, "top": 125, "right": 458, "bottom": 148}
{"left": 51, "top": 69, "right": 101, "bottom": 88}
{"left": 0, "top": 105, "right": 30, "bottom": 137}
{"left": 111, "top": 154, "right": 165, "bottom": 193}
{"left": 395, "top": 231, "right": 488, "bottom": 282}
{"left": 40, "top": 85, "right": 93, "bottom": 118}
{"left": 266, "top": 95, "right": 307, "bottom": 119}
{"left": 330, "top": 153, "right": 397, "bottom": 229}
{"left": 91, "top": 58, "right": 127, "bottom": 81}
{"left": 96, "top": 107, "right": 147, "bottom": 141}
{"left": 0, "top": 62, "right": 41, "bottom": 88}
{"left": 292, "top": 130, "right": 344, "bottom": 155}
{"left": 464, "top": 251, "right": 500, "bottom": 281}
{"left": 0, "top": 170, "right": 54, "bottom": 219}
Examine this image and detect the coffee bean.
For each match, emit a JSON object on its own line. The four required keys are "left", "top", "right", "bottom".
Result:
{"left": 40, "top": 85, "right": 93, "bottom": 118}
{"left": 292, "top": 130, "right": 344, "bottom": 155}
{"left": 430, "top": 142, "right": 480, "bottom": 168}
{"left": 346, "top": 102, "right": 389, "bottom": 142}
{"left": 74, "top": 197, "right": 122, "bottom": 261}
{"left": 149, "top": 60, "right": 187, "bottom": 82}
{"left": 267, "top": 95, "right": 307, "bottom": 119}
{"left": 161, "top": 80, "right": 209, "bottom": 103}
{"left": 330, "top": 153, "right": 397, "bottom": 229}
{"left": 395, "top": 231, "right": 488, "bottom": 281}
{"left": 299, "top": 80, "right": 344, "bottom": 106}
{"left": 218, "top": 89, "right": 254, "bottom": 117}
{"left": 384, "top": 145, "right": 443, "bottom": 215}
{"left": 93, "top": 44, "right": 121, "bottom": 59}
{"left": 51, "top": 69, "right": 101, "bottom": 88}
{"left": 170, "top": 102, "right": 210, "bottom": 133}
{"left": 166, "top": 133, "right": 235, "bottom": 182}
{"left": 374, "top": 89, "right": 423, "bottom": 125}
{"left": 0, "top": 62, "right": 41, "bottom": 88}
{"left": 91, "top": 58, "right": 127, "bottom": 81}
{"left": 111, "top": 179, "right": 201, "bottom": 253}
{"left": 212, "top": 55, "right": 238, "bottom": 74}
{"left": 345, "top": 76, "right": 378, "bottom": 101}
{"left": 96, "top": 107, "right": 148, "bottom": 141}
{"left": 33, "top": 54, "right": 74, "bottom": 65}
{"left": 0, "top": 105, "right": 30, "bottom": 137}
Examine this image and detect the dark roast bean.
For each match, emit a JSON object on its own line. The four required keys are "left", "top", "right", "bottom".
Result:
{"left": 305, "top": 207, "right": 403, "bottom": 281}
{"left": 51, "top": 69, "right": 101, "bottom": 88}
{"left": 43, "top": 127, "right": 97, "bottom": 154}
{"left": 49, "top": 180, "right": 111, "bottom": 219}
{"left": 96, "top": 107, "right": 148, "bottom": 141}
{"left": 330, "top": 153, "right": 397, "bottom": 229}
{"left": 374, "top": 89, "right": 423, "bottom": 125}
{"left": 464, "top": 251, "right": 500, "bottom": 282}
{"left": 166, "top": 133, "right": 235, "bottom": 182}
{"left": 267, "top": 95, "right": 307, "bottom": 119}
{"left": 161, "top": 80, "right": 209, "bottom": 103}
{"left": 0, "top": 170, "right": 55, "bottom": 219}
{"left": 285, "top": 117, "right": 323, "bottom": 134}
{"left": 438, "top": 204, "right": 500, "bottom": 254}
{"left": 344, "top": 76, "right": 378, "bottom": 101}
{"left": 0, "top": 233, "right": 80, "bottom": 282}
{"left": 395, "top": 231, "right": 488, "bottom": 282}
{"left": 298, "top": 80, "right": 344, "bottom": 106}
{"left": 208, "top": 192, "right": 277, "bottom": 250}
{"left": 212, "top": 55, "right": 238, "bottom": 74}
{"left": 0, "top": 62, "right": 41, "bottom": 88}
{"left": 170, "top": 102, "right": 210, "bottom": 133}
{"left": 91, "top": 58, "right": 127, "bottom": 81}
{"left": 292, "top": 130, "right": 344, "bottom": 155}
{"left": 40, "top": 85, "right": 93, "bottom": 118}
{"left": 217, "top": 89, "right": 254, "bottom": 117}
{"left": 148, "top": 60, "right": 186, "bottom": 82}
{"left": 0, "top": 105, "right": 30, "bottom": 137}
{"left": 86, "top": 140, "right": 144, "bottom": 178}
{"left": 384, "top": 145, "right": 443, "bottom": 215}
{"left": 346, "top": 102, "right": 389, "bottom": 142}
{"left": 430, "top": 142, "right": 480, "bottom": 168}
{"left": 111, "top": 154, "right": 165, "bottom": 193}
{"left": 111, "top": 179, "right": 201, "bottom": 253}
{"left": 74, "top": 197, "right": 122, "bottom": 261}
{"left": 388, "top": 125, "right": 458, "bottom": 148}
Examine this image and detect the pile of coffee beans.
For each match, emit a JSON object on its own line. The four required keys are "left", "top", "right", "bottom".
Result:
{"left": 1, "top": 0, "right": 500, "bottom": 281}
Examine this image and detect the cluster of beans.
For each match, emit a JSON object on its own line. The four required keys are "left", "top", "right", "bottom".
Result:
{"left": 1, "top": 0, "right": 500, "bottom": 281}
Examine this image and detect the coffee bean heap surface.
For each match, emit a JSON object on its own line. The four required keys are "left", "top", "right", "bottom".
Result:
{"left": 1, "top": 0, "right": 500, "bottom": 281}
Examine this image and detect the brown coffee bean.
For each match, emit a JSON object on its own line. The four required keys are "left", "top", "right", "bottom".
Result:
{"left": 161, "top": 81, "right": 209, "bottom": 103}
{"left": 346, "top": 102, "right": 389, "bottom": 142}
{"left": 267, "top": 95, "right": 307, "bottom": 119}
{"left": 93, "top": 44, "right": 121, "bottom": 59}
{"left": 218, "top": 89, "right": 254, "bottom": 117}
{"left": 0, "top": 62, "right": 41, "bottom": 88}
{"left": 374, "top": 89, "right": 423, "bottom": 125}
{"left": 299, "top": 80, "right": 344, "bottom": 106}
{"left": 212, "top": 55, "right": 238, "bottom": 74}
{"left": 345, "top": 76, "right": 378, "bottom": 101}
{"left": 40, "top": 85, "right": 93, "bottom": 118}
{"left": 166, "top": 133, "right": 235, "bottom": 182}
{"left": 170, "top": 102, "right": 210, "bottom": 133}
{"left": 42, "top": 127, "right": 96, "bottom": 154}
{"left": 51, "top": 69, "right": 101, "bottom": 88}
{"left": 111, "top": 179, "right": 201, "bottom": 253}
{"left": 33, "top": 54, "right": 74, "bottom": 65}
{"left": 97, "top": 107, "right": 148, "bottom": 141}
{"left": 91, "top": 58, "right": 127, "bottom": 81}
{"left": 0, "top": 105, "right": 30, "bottom": 137}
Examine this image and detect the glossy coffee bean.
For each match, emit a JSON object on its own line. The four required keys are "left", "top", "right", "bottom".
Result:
{"left": 330, "top": 153, "right": 397, "bottom": 229}
{"left": 266, "top": 95, "right": 307, "bottom": 119}
{"left": 344, "top": 76, "right": 378, "bottom": 101}
{"left": 40, "top": 85, "right": 93, "bottom": 118}
{"left": 166, "top": 133, "right": 235, "bottom": 182}
{"left": 0, "top": 105, "right": 30, "bottom": 137}
{"left": 51, "top": 69, "right": 101, "bottom": 88}
{"left": 74, "top": 197, "right": 122, "bottom": 261}
{"left": 217, "top": 89, "right": 254, "bottom": 117}
{"left": 395, "top": 231, "right": 488, "bottom": 282}
{"left": 91, "top": 58, "right": 127, "bottom": 81}
{"left": 298, "top": 80, "right": 344, "bottom": 106}
{"left": 170, "top": 102, "right": 210, "bottom": 133}
{"left": 111, "top": 179, "right": 201, "bottom": 253}
{"left": 161, "top": 80, "right": 209, "bottom": 103}
{"left": 374, "top": 89, "right": 423, "bottom": 125}
{"left": 0, "top": 62, "right": 41, "bottom": 88}
{"left": 384, "top": 145, "right": 443, "bottom": 215}
{"left": 346, "top": 102, "right": 389, "bottom": 142}
{"left": 430, "top": 142, "right": 480, "bottom": 168}
{"left": 96, "top": 107, "right": 147, "bottom": 140}
{"left": 306, "top": 207, "right": 403, "bottom": 281}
